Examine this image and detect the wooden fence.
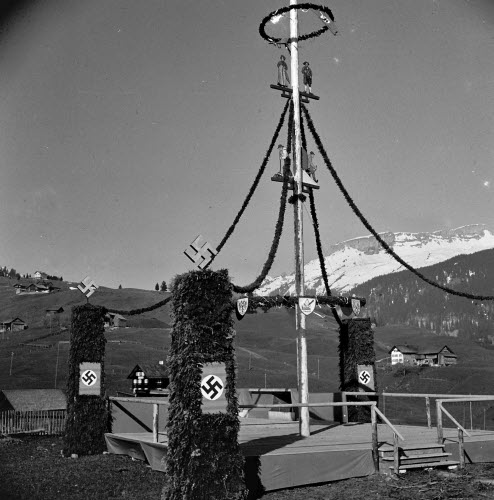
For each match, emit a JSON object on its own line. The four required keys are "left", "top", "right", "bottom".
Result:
{"left": 0, "top": 410, "right": 66, "bottom": 435}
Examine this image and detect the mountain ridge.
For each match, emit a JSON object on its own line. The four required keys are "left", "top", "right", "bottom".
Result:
{"left": 257, "top": 224, "right": 494, "bottom": 296}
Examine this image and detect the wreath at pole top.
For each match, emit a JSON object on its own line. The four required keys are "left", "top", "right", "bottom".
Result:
{"left": 259, "top": 3, "right": 335, "bottom": 45}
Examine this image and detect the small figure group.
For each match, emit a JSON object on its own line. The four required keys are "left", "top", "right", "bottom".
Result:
{"left": 276, "top": 56, "right": 313, "bottom": 94}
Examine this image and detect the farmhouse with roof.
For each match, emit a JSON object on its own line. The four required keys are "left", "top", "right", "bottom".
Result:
{"left": 389, "top": 344, "right": 457, "bottom": 366}
{"left": 0, "top": 317, "right": 27, "bottom": 332}
{"left": 104, "top": 312, "right": 128, "bottom": 328}
{"left": 127, "top": 362, "right": 169, "bottom": 396}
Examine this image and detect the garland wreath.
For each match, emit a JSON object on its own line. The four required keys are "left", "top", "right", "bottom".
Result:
{"left": 259, "top": 3, "right": 335, "bottom": 45}
{"left": 301, "top": 103, "right": 494, "bottom": 302}
{"left": 232, "top": 101, "right": 294, "bottom": 293}
{"left": 241, "top": 294, "right": 365, "bottom": 314}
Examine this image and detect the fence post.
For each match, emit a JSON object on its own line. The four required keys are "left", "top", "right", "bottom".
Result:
{"left": 437, "top": 400, "right": 443, "bottom": 444}
{"left": 342, "top": 392, "right": 348, "bottom": 424}
{"left": 426, "top": 397, "right": 431, "bottom": 428}
{"left": 371, "top": 404, "right": 379, "bottom": 473}
{"left": 458, "top": 428, "right": 465, "bottom": 469}
{"left": 153, "top": 404, "right": 159, "bottom": 443}
{"left": 393, "top": 432, "right": 400, "bottom": 473}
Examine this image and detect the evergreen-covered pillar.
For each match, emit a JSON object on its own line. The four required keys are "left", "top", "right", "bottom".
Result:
{"left": 162, "top": 269, "right": 246, "bottom": 500}
{"left": 339, "top": 318, "right": 377, "bottom": 423}
{"left": 63, "top": 304, "right": 111, "bottom": 456}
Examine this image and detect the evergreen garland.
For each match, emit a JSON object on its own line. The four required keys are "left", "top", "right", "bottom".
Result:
{"left": 338, "top": 318, "right": 377, "bottom": 423}
{"left": 107, "top": 295, "right": 172, "bottom": 315}
{"left": 301, "top": 104, "right": 494, "bottom": 302}
{"left": 242, "top": 294, "right": 365, "bottom": 314}
{"left": 259, "top": 3, "right": 335, "bottom": 45}
{"left": 232, "top": 101, "right": 294, "bottom": 294}
{"left": 163, "top": 269, "right": 246, "bottom": 500}
{"left": 308, "top": 188, "right": 343, "bottom": 327}
{"left": 63, "top": 304, "right": 111, "bottom": 456}
{"left": 209, "top": 100, "right": 290, "bottom": 265}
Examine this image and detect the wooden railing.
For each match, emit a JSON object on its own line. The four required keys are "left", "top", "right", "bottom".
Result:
{"left": 239, "top": 400, "right": 405, "bottom": 473}
{"left": 343, "top": 392, "right": 489, "bottom": 428}
{"left": 0, "top": 410, "right": 66, "bottom": 435}
{"left": 436, "top": 396, "right": 494, "bottom": 469}
{"left": 110, "top": 396, "right": 169, "bottom": 443}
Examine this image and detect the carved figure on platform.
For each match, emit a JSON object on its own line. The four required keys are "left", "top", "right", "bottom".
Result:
{"left": 277, "top": 143, "right": 289, "bottom": 174}
{"left": 277, "top": 55, "right": 290, "bottom": 87}
{"left": 308, "top": 151, "right": 318, "bottom": 182}
{"left": 302, "top": 61, "right": 312, "bottom": 94}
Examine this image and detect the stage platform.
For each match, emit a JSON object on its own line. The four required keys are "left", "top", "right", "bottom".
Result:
{"left": 105, "top": 418, "right": 494, "bottom": 492}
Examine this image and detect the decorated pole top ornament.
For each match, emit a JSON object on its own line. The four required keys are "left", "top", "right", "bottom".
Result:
{"left": 259, "top": 3, "right": 337, "bottom": 46}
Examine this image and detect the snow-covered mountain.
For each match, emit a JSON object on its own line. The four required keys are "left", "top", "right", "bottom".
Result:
{"left": 257, "top": 224, "right": 494, "bottom": 296}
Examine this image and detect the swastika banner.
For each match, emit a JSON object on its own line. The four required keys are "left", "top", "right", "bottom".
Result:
{"left": 200, "top": 362, "right": 227, "bottom": 414}
{"left": 357, "top": 364, "right": 375, "bottom": 391}
{"left": 79, "top": 362, "right": 102, "bottom": 396}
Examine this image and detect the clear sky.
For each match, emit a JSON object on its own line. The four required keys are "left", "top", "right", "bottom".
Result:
{"left": 0, "top": 0, "right": 493, "bottom": 289}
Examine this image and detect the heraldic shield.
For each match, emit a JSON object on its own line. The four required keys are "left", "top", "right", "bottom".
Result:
{"left": 236, "top": 297, "right": 249, "bottom": 319}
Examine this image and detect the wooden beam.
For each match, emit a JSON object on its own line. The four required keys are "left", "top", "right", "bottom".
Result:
{"left": 270, "top": 84, "right": 320, "bottom": 101}
{"left": 271, "top": 174, "right": 320, "bottom": 191}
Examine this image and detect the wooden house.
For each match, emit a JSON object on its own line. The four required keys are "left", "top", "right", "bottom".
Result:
{"left": 416, "top": 345, "right": 457, "bottom": 366}
{"left": 105, "top": 312, "right": 128, "bottom": 328}
{"left": 33, "top": 271, "right": 48, "bottom": 280}
{"left": 0, "top": 317, "right": 27, "bottom": 332}
{"left": 389, "top": 344, "right": 457, "bottom": 366}
{"left": 0, "top": 389, "right": 66, "bottom": 412}
{"left": 389, "top": 345, "right": 418, "bottom": 365}
{"left": 46, "top": 306, "right": 64, "bottom": 316}
{"left": 127, "top": 363, "right": 169, "bottom": 396}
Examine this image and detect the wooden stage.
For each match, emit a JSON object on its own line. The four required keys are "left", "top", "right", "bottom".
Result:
{"left": 105, "top": 418, "right": 494, "bottom": 492}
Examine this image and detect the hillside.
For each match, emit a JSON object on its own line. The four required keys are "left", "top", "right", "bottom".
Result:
{"left": 349, "top": 248, "right": 494, "bottom": 339}
{"left": 3, "top": 275, "right": 494, "bottom": 431}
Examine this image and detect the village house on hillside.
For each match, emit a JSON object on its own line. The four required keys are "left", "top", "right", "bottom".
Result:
{"left": 33, "top": 271, "right": 48, "bottom": 280}
{"left": 127, "top": 362, "right": 169, "bottom": 396}
{"left": 0, "top": 389, "right": 66, "bottom": 412}
{"left": 389, "top": 344, "right": 457, "bottom": 366}
{"left": 46, "top": 306, "right": 64, "bottom": 316}
{"left": 104, "top": 312, "right": 128, "bottom": 329}
{"left": 0, "top": 317, "right": 28, "bottom": 332}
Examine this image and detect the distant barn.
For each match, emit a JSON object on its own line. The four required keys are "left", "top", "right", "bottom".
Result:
{"left": 105, "top": 312, "right": 127, "bottom": 328}
{"left": 127, "top": 362, "right": 169, "bottom": 396}
{"left": 389, "top": 344, "right": 457, "bottom": 366}
{"left": 0, "top": 317, "right": 28, "bottom": 332}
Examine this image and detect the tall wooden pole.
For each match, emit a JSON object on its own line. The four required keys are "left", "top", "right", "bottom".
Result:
{"left": 290, "top": 0, "right": 310, "bottom": 437}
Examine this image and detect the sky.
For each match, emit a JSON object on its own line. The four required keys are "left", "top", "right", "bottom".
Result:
{"left": 0, "top": 0, "right": 493, "bottom": 290}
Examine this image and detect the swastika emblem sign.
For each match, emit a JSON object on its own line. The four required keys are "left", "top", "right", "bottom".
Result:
{"left": 201, "top": 375, "right": 224, "bottom": 401}
{"left": 200, "top": 362, "right": 227, "bottom": 413}
{"left": 357, "top": 364, "right": 375, "bottom": 391}
{"left": 359, "top": 370, "right": 370, "bottom": 385}
{"left": 79, "top": 362, "right": 101, "bottom": 395}
{"left": 81, "top": 370, "right": 97, "bottom": 386}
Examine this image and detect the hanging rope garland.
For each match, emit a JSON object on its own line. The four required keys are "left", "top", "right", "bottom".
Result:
{"left": 301, "top": 103, "right": 494, "bottom": 302}
{"left": 210, "top": 100, "right": 290, "bottom": 263}
{"left": 107, "top": 296, "right": 172, "bottom": 316}
{"left": 232, "top": 102, "right": 294, "bottom": 293}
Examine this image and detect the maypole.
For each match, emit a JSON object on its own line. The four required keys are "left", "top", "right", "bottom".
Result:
{"left": 289, "top": 0, "right": 310, "bottom": 438}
